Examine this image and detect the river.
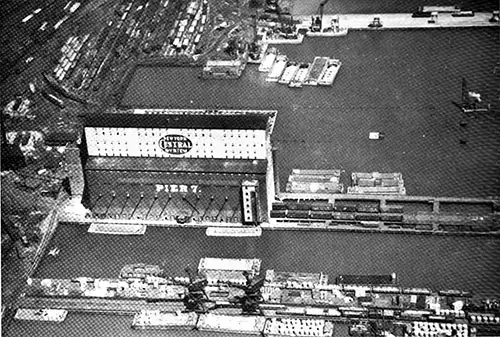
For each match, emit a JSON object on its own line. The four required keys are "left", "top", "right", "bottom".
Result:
{"left": 121, "top": 29, "right": 500, "bottom": 198}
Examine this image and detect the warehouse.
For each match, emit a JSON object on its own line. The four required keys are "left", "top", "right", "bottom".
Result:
{"left": 80, "top": 109, "right": 277, "bottom": 226}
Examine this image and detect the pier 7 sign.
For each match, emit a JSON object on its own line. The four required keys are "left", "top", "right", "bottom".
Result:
{"left": 158, "top": 134, "right": 192, "bottom": 155}
{"left": 155, "top": 184, "right": 199, "bottom": 193}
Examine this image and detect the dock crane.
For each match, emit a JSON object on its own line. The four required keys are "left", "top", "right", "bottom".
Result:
{"left": 311, "top": 0, "right": 330, "bottom": 32}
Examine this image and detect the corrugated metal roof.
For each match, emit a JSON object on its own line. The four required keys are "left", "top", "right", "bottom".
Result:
{"left": 85, "top": 156, "right": 267, "bottom": 174}
{"left": 84, "top": 113, "right": 269, "bottom": 130}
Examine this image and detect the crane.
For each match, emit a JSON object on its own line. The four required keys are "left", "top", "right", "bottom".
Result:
{"left": 311, "top": 0, "right": 330, "bottom": 32}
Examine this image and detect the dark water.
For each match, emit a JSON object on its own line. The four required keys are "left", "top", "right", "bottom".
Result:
{"left": 122, "top": 29, "right": 500, "bottom": 198}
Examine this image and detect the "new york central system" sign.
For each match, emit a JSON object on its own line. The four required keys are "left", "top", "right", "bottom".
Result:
{"left": 158, "top": 134, "right": 192, "bottom": 155}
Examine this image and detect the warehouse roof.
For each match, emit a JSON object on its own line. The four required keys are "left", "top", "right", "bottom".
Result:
{"left": 84, "top": 112, "right": 272, "bottom": 131}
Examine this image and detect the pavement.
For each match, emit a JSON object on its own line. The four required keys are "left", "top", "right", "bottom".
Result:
{"left": 296, "top": 12, "right": 498, "bottom": 30}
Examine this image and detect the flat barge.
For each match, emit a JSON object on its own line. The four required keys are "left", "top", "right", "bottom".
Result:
{"left": 289, "top": 63, "right": 310, "bottom": 88}
{"left": 266, "top": 55, "right": 288, "bottom": 82}
{"left": 88, "top": 223, "right": 146, "bottom": 235}
{"left": 14, "top": 308, "right": 67, "bottom": 322}
{"left": 132, "top": 310, "right": 198, "bottom": 330}
{"left": 303, "top": 57, "right": 329, "bottom": 86}
{"left": 318, "top": 59, "right": 342, "bottom": 86}
{"left": 278, "top": 61, "right": 299, "bottom": 85}
{"left": 258, "top": 47, "right": 278, "bottom": 72}
{"left": 197, "top": 313, "right": 266, "bottom": 334}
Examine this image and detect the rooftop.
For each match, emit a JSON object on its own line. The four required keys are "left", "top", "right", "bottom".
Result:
{"left": 84, "top": 112, "right": 271, "bottom": 131}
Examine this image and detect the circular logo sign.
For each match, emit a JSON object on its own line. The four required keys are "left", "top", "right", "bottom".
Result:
{"left": 158, "top": 134, "right": 192, "bottom": 155}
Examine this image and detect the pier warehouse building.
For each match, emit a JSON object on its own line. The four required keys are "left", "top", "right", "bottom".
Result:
{"left": 80, "top": 109, "right": 277, "bottom": 225}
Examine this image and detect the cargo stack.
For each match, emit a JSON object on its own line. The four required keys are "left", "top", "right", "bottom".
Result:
{"left": 285, "top": 169, "right": 344, "bottom": 194}
{"left": 348, "top": 172, "right": 406, "bottom": 195}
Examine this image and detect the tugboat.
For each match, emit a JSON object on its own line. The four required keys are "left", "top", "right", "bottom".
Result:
{"left": 368, "top": 17, "right": 383, "bottom": 28}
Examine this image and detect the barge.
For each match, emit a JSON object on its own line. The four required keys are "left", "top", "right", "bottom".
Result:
{"left": 266, "top": 55, "right": 288, "bottom": 82}
{"left": 205, "top": 226, "right": 262, "bottom": 237}
{"left": 278, "top": 61, "right": 299, "bottom": 85}
{"left": 289, "top": 63, "right": 310, "bottom": 88}
{"left": 198, "top": 257, "right": 261, "bottom": 285}
{"left": 87, "top": 223, "right": 146, "bottom": 235}
{"left": 120, "top": 264, "right": 163, "bottom": 279}
{"left": 197, "top": 313, "right": 266, "bottom": 334}
{"left": 348, "top": 172, "right": 406, "bottom": 195}
{"left": 131, "top": 310, "right": 198, "bottom": 330}
{"left": 303, "top": 57, "right": 329, "bottom": 86}
{"left": 14, "top": 309, "right": 67, "bottom": 322}
{"left": 318, "top": 59, "right": 342, "bottom": 86}
{"left": 258, "top": 47, "right": 278, "bottom": 72}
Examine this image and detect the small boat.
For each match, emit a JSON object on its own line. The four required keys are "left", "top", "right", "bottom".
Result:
{"left": 369, "top": 132, "right": 385, "bottom": 140}
{"left": 318, "top": 59, "right": 341, "bottom": 86}
{"left": 258, "top": 47, "right": 277, "bottom": 72}
{"left": 289, "top": 63, "right": 310, "bottom": 88}
{"left": 266, "top": 54, "right": 288, "bottom": 82}
{"left": 278, "top": 61, "right": 299, "bottom": 84}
